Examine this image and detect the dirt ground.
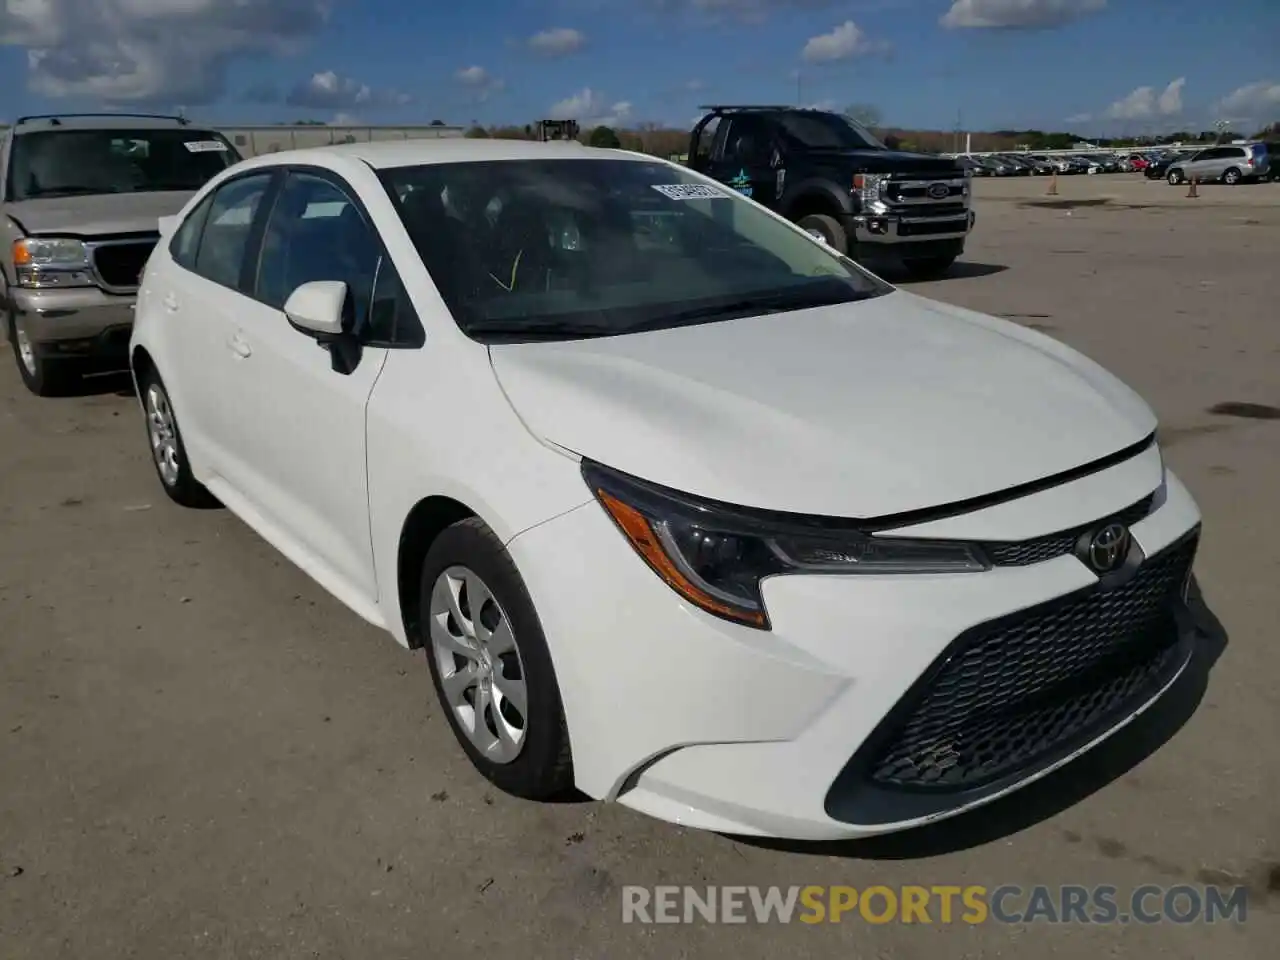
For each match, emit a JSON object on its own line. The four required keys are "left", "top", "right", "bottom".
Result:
{"left": 2, "top": 174, "right": 1278, "bottom": 959}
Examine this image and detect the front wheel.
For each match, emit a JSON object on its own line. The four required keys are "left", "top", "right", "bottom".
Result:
{"left": 1167, "top": 168, "right": 1184, "bottom": 185}
{"left": 901, "top": 255, "right": 957, "bottom": 281}
{"left": 795, "top": 213, "right": 847, "bottom": 253}
{"left": 420, "top": 517, "right": 573, "bottom": 800}
{"left": 6, "top": 308, "right": 82, "bottom": 397}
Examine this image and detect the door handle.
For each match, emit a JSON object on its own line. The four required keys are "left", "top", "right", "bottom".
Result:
{"left": 162, "top": 293, "right": 179, "bottom": 312}
{"left": 227, "top": 333, "right": 252, "bottom": 359}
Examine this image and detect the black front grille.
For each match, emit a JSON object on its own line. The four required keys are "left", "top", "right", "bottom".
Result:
{"left": 899, "top": 217, "right": 969, "bottom": 237}
{"left": 983, "top": 493, "right": 1156, "bottom": 567}
{"left": 864, "top": 532, "right": 1198, "bottom": 791}
{"left": 93, "top": 240, "right": 157, "bottom": 288}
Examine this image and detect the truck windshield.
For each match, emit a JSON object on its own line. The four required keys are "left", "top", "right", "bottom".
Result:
{"left": 772, "top": 113, "right": 886, "bottom": 151}
{"left": 381, "top": 158, "right": 892, "bottom": 343}
{"left": 6, "top": 128, "right": 240, "bottom": 201}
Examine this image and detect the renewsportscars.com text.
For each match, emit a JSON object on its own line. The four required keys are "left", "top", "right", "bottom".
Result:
{"left": 621, "top": 884, "right": 1250, "bottom": 925}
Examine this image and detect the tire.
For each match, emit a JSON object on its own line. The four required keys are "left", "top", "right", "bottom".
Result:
{"left": 138, "top": 367, "right": 218, "bottom": 508}
{"left": 6, "top": 308, "right": 83, "bottom": 397}
{"left": 419, "top": 517, "right": 573, "bottom": 800}
{"left": 795, "top": 213, "right": 847, "bottom": 253}
{"left": 1167, "top": 168, "right": 1184, "bottom": 185}
{"left": 901, "top": 255, "right": 957, "bottom": 281}
{"left": 1223, "top": 167, "right": 1241, "bottom": 185}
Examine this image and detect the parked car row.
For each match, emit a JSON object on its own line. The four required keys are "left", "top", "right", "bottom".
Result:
{"left": 956, "top": 142, "right": 1274, "bottom": 186}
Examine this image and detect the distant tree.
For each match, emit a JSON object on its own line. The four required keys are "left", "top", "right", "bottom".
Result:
{"left": 588, "top": 125, "right": 622, "bottom": 148}
{"left": 464, "top": 125, "right": 490, "bottom": 139}
{"left": 293, "top": 119, "right": 326, "bottom": 125}
{"left": 1253, "top": 121, "right": 1279, "bottom": 139}
{"left": 844, "top": 103, "right": 883, "bottom": 128}
{"left": 429, "top": 119, "right": 445, "bottom": 126}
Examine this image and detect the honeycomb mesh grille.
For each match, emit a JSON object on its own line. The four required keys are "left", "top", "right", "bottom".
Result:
{"left": 982, "top": 494, "right": 1155, "bottom": 567}
{"left": 867, "top": 533, "right": 1197, "bottom": 791}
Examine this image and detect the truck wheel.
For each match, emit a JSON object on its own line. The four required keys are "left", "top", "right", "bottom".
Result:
{"left": 796, "top": 214, "right": 847, "bottom": 253}
{"left": 6, "top": 308, "right": 82, "bottom": 397}
{"left": 901, "top": 256, "right": 957, "bottom": 281}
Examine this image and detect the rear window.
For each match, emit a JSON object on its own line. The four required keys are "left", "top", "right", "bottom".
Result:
{"left": 6, "top": 128, "right": 242, "bottom": 201}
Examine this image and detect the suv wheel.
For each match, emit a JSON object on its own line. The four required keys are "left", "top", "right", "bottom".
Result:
{"left": 1223, "top": 167, "right": 1242, "bottom": 185}
{"left": 6, "top": 308, "right": 82, "bottom": 397}
{"left": 795, "top": 214, "right": 847, "bottom": 253}
{"left": 420, "top": 517, "right": 573, "bottom": 800}
{"left": 139, "top": 368, "right": 218, "bottom": 508}
{"left": 1167, "top": 168, "right": 1184, "bottom": 185}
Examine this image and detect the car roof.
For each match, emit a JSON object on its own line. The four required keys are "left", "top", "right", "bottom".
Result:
{"left": 239, "top": 137, "right": 623, "bottom": 171}
{"left": 10, "top": 115, "right": 213, "bottom": 135}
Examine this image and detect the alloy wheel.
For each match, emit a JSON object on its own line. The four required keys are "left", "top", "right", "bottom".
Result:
{"left": 12, "top": 317, "right": 36, "bottom": 376}
{"left": 145, "top": 383, "right": 181, "bottom": 487}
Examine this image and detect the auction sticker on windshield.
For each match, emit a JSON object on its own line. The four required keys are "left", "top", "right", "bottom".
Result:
{"left": 651, "top": 184, "right": 728, "bottom": 200}
{"left": 184, "top": 140, "right": 229, "bottom": 153}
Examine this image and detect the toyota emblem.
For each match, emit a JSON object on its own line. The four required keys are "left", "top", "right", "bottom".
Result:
{"left": 1084, "top": 523, "right": 1131, "bottom": 574}
{"left": 927, "top": 182, "right": 950, "bottom": 200}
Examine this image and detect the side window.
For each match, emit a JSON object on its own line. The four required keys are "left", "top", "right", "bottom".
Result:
{"left": 193, "top": 173, "right": 273, "bottom": 290}
{"left": 168, "top": 192, "right": 215, "bottom": 270}
{"left": 367, "top": 257, "right": 424, "bottom": 346}
{"left": 254, "top": 173, "right": 380, "bottom": 332}
{"left": 1225, "top": 147, "right": 1246, "bottom": 159}
{"left": 721, "top": 117, "right": 772, "bottom": 166}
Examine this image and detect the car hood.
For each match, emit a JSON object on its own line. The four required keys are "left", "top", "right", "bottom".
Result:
{"left": 808, "top": 149, "right": 963, "bottom": 176}
{"left": 489, "top": 291, "right": 1157, "bottom": 519}
{"left": 5, "top": 191, "right": 196, "bottom": 238}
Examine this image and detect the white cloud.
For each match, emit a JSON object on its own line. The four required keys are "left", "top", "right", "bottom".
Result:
{"left": 801, "top": 20, "right": 887, "bottom": 63}
{"left": 941, "top": 0, "right": 1106, "bottom": 29}
{"left": 1104, "top": 78, "right": 1185, "bottom": 121}
{"left": 527, "top": 27, "right": 586, "bottom": 56}
{"left": 455, "top": 64, "right": 505, "bottom": 101}
{"left": 1213, "top": 80, "right": 1280, "bottom": 120}
{"left": 1, "top": 0, "right": 332, "bottom": 103}
{"left": 549, "top": 88, "right": 632, "bottom": 126}
{"left": 286, "top": 70, "right": 410, "bottom": 110}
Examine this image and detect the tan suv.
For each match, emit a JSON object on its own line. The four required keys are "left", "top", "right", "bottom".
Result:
{"left": 2, "top": 113, "right": 242, "bottom": 395}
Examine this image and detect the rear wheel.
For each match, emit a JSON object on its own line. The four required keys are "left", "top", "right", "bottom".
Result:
{"left": 1223, "top": 167, "right": 1242, "bottom": 185}
{"left": 795, "top": 213, "right": 847, "bottom": 253}
{"left": 901, "top": 255, "right": 957, "bottom": 281}
{"left": 420, "top": 517, "right": 573, "bottom": 800}
{"left": 1167, "top": 168, "right": 1184, "bottom": 185}
{"left": 7, "top": 308, "right": 82, "bottom": 397}
{"left": 139, "top": 368, "right": 218, "bottom": 508}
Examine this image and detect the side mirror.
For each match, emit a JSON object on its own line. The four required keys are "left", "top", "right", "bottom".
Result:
{"left": 284, "top": 280, "right": 348, "bottom": 341}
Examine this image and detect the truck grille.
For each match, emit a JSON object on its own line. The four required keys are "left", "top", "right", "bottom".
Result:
{"left": 93, "top": 240, "right": 157, "bottom": 289}
{"left": 898, "top": 217, "right": 970, "bottom": 237}
{"left": 862, "top": 531, "right": 1198, "bottom": 791}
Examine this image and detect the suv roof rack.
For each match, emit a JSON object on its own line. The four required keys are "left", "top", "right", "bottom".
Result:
{"left": 13, "top": 112, "right": 191, "bottom": 127}
{"left": 697, "top": 104, "right": 797, "bottom": 113}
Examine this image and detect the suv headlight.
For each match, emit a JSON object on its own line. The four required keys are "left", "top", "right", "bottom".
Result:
{"left": 852, "top": 173, "right": 888, "bottom": 212}
{"left": 583, "top": 460, "right": 989, "bottom": 629}
{"left": 12, "top": 237, "right": 93, "bottom": 288}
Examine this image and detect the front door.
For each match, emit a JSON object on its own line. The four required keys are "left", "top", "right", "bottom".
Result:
{"left": 220, "top": 170, "right": 389, "bottom": 600}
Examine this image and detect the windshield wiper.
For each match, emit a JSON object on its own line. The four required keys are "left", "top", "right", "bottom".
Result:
{"left": 464, "top": 319, "right": 621, "bottom": 342}
{"left": 24, "top": 186, "right": 118, "bottom": 199}
{"left": 625, "top": 287, "right": 869, "bottom": 334}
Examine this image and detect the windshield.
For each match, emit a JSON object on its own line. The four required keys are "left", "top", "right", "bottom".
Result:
{"left": 380, "top": 158, "right": 891, "bottom": 343}
{"left": 6, "top": 128, "right": 241, "bottom": 201}
{"left": 770, "top": 112, "right": 886, "bottom": 152}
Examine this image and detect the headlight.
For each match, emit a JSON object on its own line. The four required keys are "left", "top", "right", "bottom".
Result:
{"left": 852, "top": 173, "right": 887, "bottom": 211}
{"left": 583, "top": 461, "right": 989, "bottom": 630}
{"left": 12, "top": 238, "right": 92, "bottom": 288}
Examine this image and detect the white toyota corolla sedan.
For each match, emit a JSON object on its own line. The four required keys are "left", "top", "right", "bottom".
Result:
{"left": 129, "top": 138, "right": 1202, "bottom": 841}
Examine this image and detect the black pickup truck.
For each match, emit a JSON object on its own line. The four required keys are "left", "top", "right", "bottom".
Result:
{"left": 687, "top": 105, "right": 975, "bottom": 279}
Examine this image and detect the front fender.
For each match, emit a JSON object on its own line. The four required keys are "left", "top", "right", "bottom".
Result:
{"left": 779, "top": 178, "right": 855, "bottom": 219}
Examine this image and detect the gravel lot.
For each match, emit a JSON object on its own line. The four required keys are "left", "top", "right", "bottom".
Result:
{"left": 2, "top": 174, "right": 1278, "bottom": 959}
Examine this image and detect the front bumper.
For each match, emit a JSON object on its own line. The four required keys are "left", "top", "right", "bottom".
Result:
{"left": 507, "top": 454, "right": 1202, "bottom": 841}
{"left": 847, "top": 209, "right": 974, "bottom": 245}
{"left": 8, "top": 285, "right": 135, "bottom": 358}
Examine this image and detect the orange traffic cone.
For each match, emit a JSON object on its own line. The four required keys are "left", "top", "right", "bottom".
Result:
{"left": 1047, "top": 170, "right": 1059, "bottom": 196}
{"left": 1186, "top": 176, "right": 1198, "bottom": 198}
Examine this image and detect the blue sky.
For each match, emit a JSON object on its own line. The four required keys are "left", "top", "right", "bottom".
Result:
{"left": 1, "top": 1, "right": 1277, "bottom": 134}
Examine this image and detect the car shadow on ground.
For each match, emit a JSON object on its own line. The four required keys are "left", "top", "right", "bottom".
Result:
{"left": 71, "top": 369, "right": 135, "bottom": 398}
{"left": 730, "top": 578, "right": 1228, "bottom": 860}
{"left": 894, "top": 261, "right": 1009, "bottom": 283}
